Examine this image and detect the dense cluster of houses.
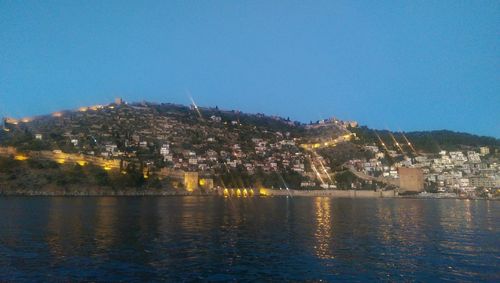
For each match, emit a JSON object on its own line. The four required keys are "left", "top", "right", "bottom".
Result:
{"left": 5, "top": 101, "right": 319, "bottom": 184}
{"left": 350, "top": 144, "right": 499, "bottom": 197}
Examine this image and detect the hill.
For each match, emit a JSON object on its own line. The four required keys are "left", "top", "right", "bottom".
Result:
{"left": 0, "top": 100, "right": 497, "bottom": 193}
{"left": 349, "top": 126, "right": 499, "bottom": 154}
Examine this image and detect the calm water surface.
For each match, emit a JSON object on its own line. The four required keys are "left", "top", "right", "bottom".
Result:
{"left": 0, "top": 197, "right": 498, "bottom": 282}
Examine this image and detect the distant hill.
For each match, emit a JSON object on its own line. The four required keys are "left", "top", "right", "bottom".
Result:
{"left": 350, "top": 126, "right": 499, "bottom": 153}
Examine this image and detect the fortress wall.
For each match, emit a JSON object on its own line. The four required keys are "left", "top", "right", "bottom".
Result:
{"left": 260, "top": 189, "right": 397, "bottom": 198}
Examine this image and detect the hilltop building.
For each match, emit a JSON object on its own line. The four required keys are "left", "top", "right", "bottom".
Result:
{"left": 115, "top": 97, "right": 123, "bottom": 105}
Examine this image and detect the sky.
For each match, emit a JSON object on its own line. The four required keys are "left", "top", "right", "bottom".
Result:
{"left": 1, "top": 1, "right": 499, "bottom": 137}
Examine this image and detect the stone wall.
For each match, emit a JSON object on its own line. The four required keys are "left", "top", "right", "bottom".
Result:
{"left": 258, "top": 189, "right": 398, "bottom": 198}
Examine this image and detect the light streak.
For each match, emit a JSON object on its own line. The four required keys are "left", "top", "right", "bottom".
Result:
{"left": 311, "top": 163, "right": 326, "bottom": 186}
{"left": 388, "top": 132, "right": 405, "bottom": 154}
{"left": 313, "top": 150, "right": 333, "bottom": 183}
{"left": 401, "top": 132, "right": 417, "bottom": 155}
{"left": 374, "top": 132, "right": 389, "bottom": 152}
{"left": 187, "top": 91, "right": 203, "bottom": 119}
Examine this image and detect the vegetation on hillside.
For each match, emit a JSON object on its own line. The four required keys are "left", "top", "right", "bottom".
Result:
{"left": 350, "top": 126, "right": 499, "bottom": 153}
{"left": 0, "top": 156, "right": 165, "bottom": 194}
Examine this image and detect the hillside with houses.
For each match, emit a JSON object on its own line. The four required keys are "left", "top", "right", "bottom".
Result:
{"left": 0, "top": 99, "right": 499, "bottom": 198}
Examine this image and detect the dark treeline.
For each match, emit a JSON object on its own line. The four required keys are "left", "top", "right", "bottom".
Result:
{"left": 350, "top": 126, "right": 499, "bottom": 153}
{"left": 0, "top": 156, "right": 164, "bottom": 192}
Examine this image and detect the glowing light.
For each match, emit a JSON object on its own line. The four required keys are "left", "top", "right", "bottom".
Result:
{"left": 259, "top": 188, "right": 269, "bottom": 196}
{"left": 388, "top": 132, "right": 404, "bottom": 154}
{"left": 243, "top": 188, "right": 248, "bottom": 197}
{"left": 14, "top": 155, "right": 29, "bottom": 161}
{"left": 76, "top": 160, "right": 87, "bottom": 166}
{"left": 90, "top": 105, "right": 103, "bottom": 111}
{"left": 400, "top": 132, "right": 417, "bottom": 155}
{"left": 103, "top": 166, "right": 112, "bottom": 171}
{"left": 21, "top": 117, "right": 32, "bottom": 123}
{"left": 78, "top": 107, "right": 88, "bottom": 112}
{"left": 249, "top": 189, "right": 254, "bottom": 197}
{"left": 5, "top": 118, "right": 18, "bottom": 125}
{"left": 223, "top": 188, "right": 229, "bottom": 197}
{"left": 199, "top": 179, "right": 206, "bottom": 186}
{"left": 52, "top": 112, "right": 63, "bottom": 117}
{"left": 342, "top": 134, "right": 353, "bottom": 141}
{"left": 375, "top": 132, "right": 389, "bottom": 152}
{"left": 236, "top": 189, "right": 242, "bottom": 197}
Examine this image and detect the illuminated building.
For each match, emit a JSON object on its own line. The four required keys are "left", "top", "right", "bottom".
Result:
{"left": 4, "top": 117, "right": 18, "bottom": 125}
{"left": 184, "top": 172, "right": 199, "bottom": 192}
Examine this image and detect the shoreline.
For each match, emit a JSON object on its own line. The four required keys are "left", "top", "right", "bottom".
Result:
{"left": 1, "top": 189, "right": 497, "bottom": 200}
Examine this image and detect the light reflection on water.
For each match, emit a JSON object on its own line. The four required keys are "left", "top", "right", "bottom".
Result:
{"left": 314, "top": 197, "right": 333, "bottom": 259}
{"left": 0, "top": 197, "right": 498, "bottom": 281}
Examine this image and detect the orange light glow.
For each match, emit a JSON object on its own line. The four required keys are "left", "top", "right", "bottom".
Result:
{"left": 89, "top": 105, "right": 103, "bottom": 111}
{"left": 76, "top": 160, "right": 87, "bottom": 166}
{"left": 5, "top": 118, "right": 18, "bottom": 125}
{"left": 14, "top": 155, "right": 29, "bottom": 161}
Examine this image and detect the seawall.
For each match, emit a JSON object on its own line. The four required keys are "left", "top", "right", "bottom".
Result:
{"left": 259, "top": 189, "right": 398, "bottom": 198}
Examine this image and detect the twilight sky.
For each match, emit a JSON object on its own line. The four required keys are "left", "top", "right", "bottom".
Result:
{"left": 1, "top": 1, "right": 499, "bottom": 137}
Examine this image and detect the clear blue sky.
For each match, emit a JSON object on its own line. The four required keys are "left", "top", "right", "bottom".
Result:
{"left": 1, "top": 1, "right": 499, "bottom": 137}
